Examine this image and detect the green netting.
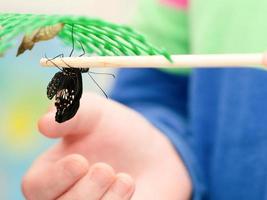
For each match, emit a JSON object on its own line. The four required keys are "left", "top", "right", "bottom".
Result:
{"left": 0, "top": 13, "right": 171, "bottom": 61}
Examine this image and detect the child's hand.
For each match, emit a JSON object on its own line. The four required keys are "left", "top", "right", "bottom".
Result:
{"left": 22, "top": 93, "right": 192, "bottom": 200}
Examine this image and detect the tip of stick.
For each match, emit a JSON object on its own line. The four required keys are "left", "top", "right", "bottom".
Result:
{"left": 40, "top": 58, "right": 47, "bottom": 66}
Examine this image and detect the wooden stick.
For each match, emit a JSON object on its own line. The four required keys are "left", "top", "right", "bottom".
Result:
{"left": 40, "top": 53, "right": 267, "bottom": 69}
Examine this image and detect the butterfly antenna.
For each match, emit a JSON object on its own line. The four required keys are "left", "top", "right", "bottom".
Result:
{"left": 69, "top": 24, "right": 75, "bottom": 57}
{"left": 87, "top": 72, "right": 108, "bottom": 99}
{"left": 45, "top": 54, "right": 63, "bottom": 72}
{"left": 46, "top": 53, "right": 65, "bottom": 62}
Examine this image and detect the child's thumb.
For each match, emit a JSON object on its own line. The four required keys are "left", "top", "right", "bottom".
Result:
{"left": 37, "top": 92, "right": 106, "bottom": 138}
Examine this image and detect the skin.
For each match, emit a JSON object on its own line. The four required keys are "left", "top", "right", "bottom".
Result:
{"left": 22, "top": 92, "right": 192, "bottom": 200}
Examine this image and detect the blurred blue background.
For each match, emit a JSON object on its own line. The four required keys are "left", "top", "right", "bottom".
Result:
{"left": 0, "top": 1, "right": 136, "bottom": 198}
{"left": 0, "top": 38, "right": 62, "bottom": 200}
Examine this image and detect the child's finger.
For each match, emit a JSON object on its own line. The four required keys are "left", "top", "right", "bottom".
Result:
{"left": 38, "top": 93, "right": 106, "bottom": 138}
{"left": 22, "top": 154, "right": 89, "bottom": 200}
{"left": 57, "top": 163, "right": 116, "bottom": 200}
{"left": 101, "top": 173, "right": 135, "bottom": 200}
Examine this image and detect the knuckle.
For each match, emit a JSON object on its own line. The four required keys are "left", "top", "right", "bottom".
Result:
{"left": 117, "top": 173, "right": 134, "bottom": 184}
{"left": 61, "top": 154, "right": 88, "bottom": 180}
{"left": 91, "top": 162, "right": 115, "bottom": 176}
{"left": 89, "top": 162, "right": 116, "bottom": 183}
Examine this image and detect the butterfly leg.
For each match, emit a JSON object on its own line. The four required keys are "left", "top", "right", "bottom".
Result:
{"left": 78, "top": 40, "right": 86, "bottom": 57}
{"left": 45, "top": 54, "right": 64, "bottom": 71}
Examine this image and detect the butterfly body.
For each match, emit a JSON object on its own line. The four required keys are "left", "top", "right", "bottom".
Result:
{"left": 47, "top": 67, "right": 88, "bottom": 123}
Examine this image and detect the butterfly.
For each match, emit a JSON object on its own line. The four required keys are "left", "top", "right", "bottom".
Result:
{"left": 46, "top": 55, "right": 111, "bottom": 123}
{"left": 45, "top": 24, "right": 112, "bottom": 123}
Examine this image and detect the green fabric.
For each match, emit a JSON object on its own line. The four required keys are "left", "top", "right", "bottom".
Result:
{"left": 133, "top": 0, "right": 267, "bottom": 75}
{"left": 132, "top": 0, "right": 191, "bottom": 75}
{"left": 190, "top": 0, "right": 267, "bottom": 54}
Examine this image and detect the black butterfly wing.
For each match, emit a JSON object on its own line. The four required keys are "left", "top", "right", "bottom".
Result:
{"left": 54, "top": 71, "right": 83, "bottom": 123}
{"left": 55, "top": 97, "right": 80, "bottom": 123}
{"left": 47, "top": 72, "right": 65, "bottom": 100}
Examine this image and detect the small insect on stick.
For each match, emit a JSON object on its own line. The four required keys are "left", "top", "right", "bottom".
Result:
{"left": 40, "top": 53, "right": 267, "bottom": 69}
